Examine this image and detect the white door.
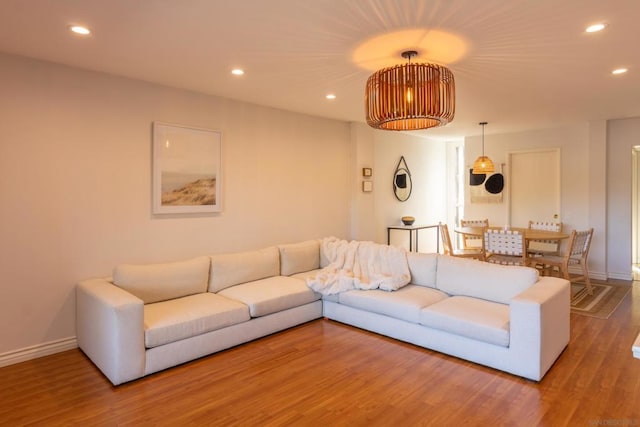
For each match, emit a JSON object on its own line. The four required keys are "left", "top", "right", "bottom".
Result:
{"left": 508, "top": 149, "right": 561, "bottom": 227}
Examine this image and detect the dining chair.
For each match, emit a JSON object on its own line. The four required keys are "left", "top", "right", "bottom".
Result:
{"left": 528, "top": 220, "right": 563, "bottom": 257}
{"left": 484, "top": 229, "right": 528, "bottom": 266}
{"left": 535, "top": 228, "right": 594, "bottom": 294}
{"left": 460, "top": 218, "right": 489, "bottom": 250}
{"left": 439, "top": 223, "right": 484, "bottom": 260}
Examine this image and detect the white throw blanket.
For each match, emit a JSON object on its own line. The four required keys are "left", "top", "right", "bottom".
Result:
{"left": 306, "top": 237, "right": 411, "bottom": 295}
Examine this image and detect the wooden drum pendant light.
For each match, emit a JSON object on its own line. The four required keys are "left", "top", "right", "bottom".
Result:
{"left": 365, "top": 50, "right": 455, "bottom": 131}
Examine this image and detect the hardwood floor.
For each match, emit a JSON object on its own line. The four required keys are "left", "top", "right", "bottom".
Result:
{"left": 2, "top": 283, "right": 640, "bottom": 426}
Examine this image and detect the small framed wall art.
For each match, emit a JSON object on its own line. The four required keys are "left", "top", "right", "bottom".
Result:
{"left": 362, "top": 167, "right": 372, "bottom": 177}
{"left": 362, "top": 181, "right": 373, "bottom": 192}
{"left": 152, "top": 122, "right": 222, "bottom": 214}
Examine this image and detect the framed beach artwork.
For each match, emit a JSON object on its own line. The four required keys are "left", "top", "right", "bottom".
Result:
{"left": 152, "top": 122, "right": 222, "bottom": 214}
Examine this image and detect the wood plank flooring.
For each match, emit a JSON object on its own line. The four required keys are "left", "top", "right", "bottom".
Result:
{"left": 1, "top": 282, "right": 640, "bottom": 426}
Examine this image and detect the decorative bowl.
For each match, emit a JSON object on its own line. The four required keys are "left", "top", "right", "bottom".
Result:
{"left": 401, "top": 216, "right": 415, "bottom": 226}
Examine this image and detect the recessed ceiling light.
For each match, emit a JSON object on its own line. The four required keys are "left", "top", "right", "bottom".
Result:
{"left": 231, "top": 69, "right": 244, "bottom": 76}
{"left": 612, "top": 68, "right": 628, "bottom": 75}
{"left": 70, "top": 25, "right": 91, "bottom": 35}
{"left": 585, "top": 23, "right": 606, "bottom": 33}
{"left": 326, "top": 94, "right": 336, "bottom": 100}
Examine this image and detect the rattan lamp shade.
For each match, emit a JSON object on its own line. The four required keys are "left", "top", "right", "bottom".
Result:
{"left": 472, "top": 156, "right": 495, "bottom": 174}
{"left": 365, "top": 61, "right": 455, "bottom": 131}
{"left": 472, "top": 121, "right": 495, "bottom": 174}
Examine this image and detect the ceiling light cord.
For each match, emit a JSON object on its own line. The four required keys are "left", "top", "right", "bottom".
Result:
{"left": 480, "top": 121, "right": 487, "bottom": 156}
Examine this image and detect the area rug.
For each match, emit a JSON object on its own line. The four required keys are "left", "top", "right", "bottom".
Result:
{"left": 570, "top": 282, "right": 630, "bottom": 319}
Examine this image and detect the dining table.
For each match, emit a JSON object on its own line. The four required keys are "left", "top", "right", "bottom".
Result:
{"left": 454, "top": 226, "right": 569, "bottom": 241}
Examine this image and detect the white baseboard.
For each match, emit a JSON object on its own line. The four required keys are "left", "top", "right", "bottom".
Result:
{"left": 567, "top": 268, "right": 628, "bottom": 282}
{"left": 589, "top": 271, "right": 608, "bottom": 281}
{"left": 607, "top": 272, "right": 634, "bottom": 281}
{"left": 0, "top": 336, "right": 77, "bottom": 368}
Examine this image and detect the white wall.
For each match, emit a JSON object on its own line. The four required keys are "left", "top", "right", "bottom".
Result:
{"left": 373, "top": 131, "right": 447, "bottom": 251}
{"left": 607, "top": 117, "right": 640, "bottom": 279}
{"left": 349, "top": 122, "right": 376, "bottom": 241}
{"left": 0, "top": 53, "right": 351, "bottom": 355}
{"left": 587, "top": 120, "right": 608, "bottom": 280}
{"left": 349, "top": 125, "right": 447, "bottom": 252}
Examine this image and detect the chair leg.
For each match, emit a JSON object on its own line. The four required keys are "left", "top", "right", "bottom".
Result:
{"left": 560, "top": 263, "right": 571, "bottom": 281}
{"left": 582, "top": 264, "right": 593, "bottom": 295}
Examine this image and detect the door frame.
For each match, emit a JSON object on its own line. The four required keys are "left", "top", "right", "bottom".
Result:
{"left": 632, "top": 146, "right": 640, "bottom": 264}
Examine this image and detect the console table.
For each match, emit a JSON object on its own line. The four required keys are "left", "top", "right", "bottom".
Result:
{"left": 387, "top": 224, "right": 439, "bottom": 253}
{"left": 634, "top": 332, "right": 640, "bottom": 359}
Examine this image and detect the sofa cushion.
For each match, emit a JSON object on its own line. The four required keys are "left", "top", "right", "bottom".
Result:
{"left": 278, "top": 240, "right": 320, "bottom": 276}
{"left": 144, "top": 293, "right": 250, "bottom": 348}
{"left": 209, "top": 246, "right": 280, "bottom": 293}
{"left": 218, "top": 276, "right": 321, "bottom": 317}
{"left": 407, "top": 252, "right": 438, "bottom": 288}
{"left": 420, "top": 296, "right": 510, "bottom": 347}
{"left": 339, "top": 285, "right": 449, "bottom": 324}
{"left": 435, "top": 255, "right": 538, "bottom": 304}
{"left": 113, "top": 256, "right": 210, "bottom": 304}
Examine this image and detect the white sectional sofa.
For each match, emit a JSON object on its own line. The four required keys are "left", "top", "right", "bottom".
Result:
{"left": 323, "top": 251, "right": 570, "bottom": 381}
{"left": 76, "top": 238, "right": 570, "bottom": 385}
{"left": 76, "top": 243, "right": 324, "bottom": 386}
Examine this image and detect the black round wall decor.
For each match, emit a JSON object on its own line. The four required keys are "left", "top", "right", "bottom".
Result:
{"left": 469, "top": 169, "right": 486, "bottom": 186}
{"left": 484, "top": 173, "right": 504, "bottom": 194}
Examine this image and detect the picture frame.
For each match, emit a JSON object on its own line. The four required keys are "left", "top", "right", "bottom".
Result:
{"left": 152, "top": 122, "right": 222, "bottom": 214}
{"left": 362, "top": 167, "right": 372, "bottom": 177}
{"left": 362, "top": 181, "right": 373, "bottom": 192}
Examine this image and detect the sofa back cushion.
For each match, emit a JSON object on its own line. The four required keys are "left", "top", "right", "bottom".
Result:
{"left": 319, "top": 239, "right": 332, "bottom": 268}
{"left": 407, "top": 252, "right": 438, "bottom": 289}
{"left": 113, "top": 256, "right": 210, "bottom": 304}
{"left": 209, "top": 246, "right": 280, "bottom": 293}
{"left": 436, "top": 255, "right": 538, "bottom": 304}
{"left": 278, "top": 240, "right": 320, "bottom": 276}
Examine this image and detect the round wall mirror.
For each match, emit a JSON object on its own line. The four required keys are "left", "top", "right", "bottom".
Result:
{"left": 393, "top": 156, "right": 412, "bottom": 202}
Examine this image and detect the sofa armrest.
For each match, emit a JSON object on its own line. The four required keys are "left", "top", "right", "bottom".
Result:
{"left": 76, "top": 278, "right": 145, "bottom": 385}
{"left": 509, "top": 276, "right": 570, "bottom": 380}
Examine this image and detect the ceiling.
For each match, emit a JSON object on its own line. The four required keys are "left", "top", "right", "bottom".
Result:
{"left": 1, "top": 0, "right": 639, "bottom": 140}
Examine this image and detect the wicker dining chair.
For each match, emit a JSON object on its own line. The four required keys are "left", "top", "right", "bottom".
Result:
{"left": 484, "top": 229, "right": 528, "bottom": 266}
{"left": 439, "top": 223, "right": 484, "bottom": 260}
{"left": 460, "top": 218, "right": 489, "bottom": 250}
{"left": 535, "top": 228, "right": 594, "bottom": 294}
{"left": 528, "top": 220, "right": 563, "bottom": 257}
